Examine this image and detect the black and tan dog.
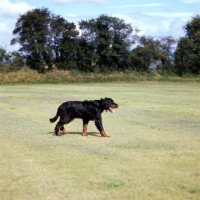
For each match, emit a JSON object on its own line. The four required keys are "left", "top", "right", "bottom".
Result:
{"left": 50, "top": 98, "right": 118, "bottom": 137}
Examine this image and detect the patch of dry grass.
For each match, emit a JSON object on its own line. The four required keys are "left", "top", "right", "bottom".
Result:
{"left": 0, "top": 83, "right": 200, "bottom": 200}
{"left": 1, "top": 68, "right": 200, "bottom": 84}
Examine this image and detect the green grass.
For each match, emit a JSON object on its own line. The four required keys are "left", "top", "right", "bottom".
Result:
{"left": 0, "top": 83, "right": 200, "bottom": 200}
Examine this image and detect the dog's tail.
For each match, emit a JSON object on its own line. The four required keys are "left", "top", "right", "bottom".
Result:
{"left": 49, "top": 110, "right": 59, "bottom": 123}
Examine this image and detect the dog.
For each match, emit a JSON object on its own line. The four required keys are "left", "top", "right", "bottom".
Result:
{"left": 50, "top": 97, "right": 118, "bottom": 137}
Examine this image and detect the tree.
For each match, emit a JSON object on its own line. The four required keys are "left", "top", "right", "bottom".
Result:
{"left": 174, "top": 37, "right": 194, "bottom": 75}
{"left": 0, "top": 47, "right": 24, "bottom": 83}
{"left": 76, "top": 38, "right": 98, "bottom": 72}
{"left": 0, "top": 46, "right": 10, "bottom": 64}
{"left": 11, "top": 8, "right": 51, "bottom": 72}
{"left": 0, "top": 46, "right": 10, "bottom": 83}
{"left": 159, "top": 36, "right": 176, "bottom": 71}
{"left": 9, "top": 51, "right": 24, "bottom": 71}
{"left": 50, "top": 15, "right": 79, "bottom": 70}
{"left": 79, "top": 14, "right": 133, "bottom": 72}
{"left": 0, "top": 46, "right": 11, "bottom": 76}
{"left": 174, "top": 15, "right": 200, "bottom": 75}
{"left": 11, "top": 8, "right": 79, "bottom": 72}
{"left": 128, "top": 35, "right": 176, "bottom": 72}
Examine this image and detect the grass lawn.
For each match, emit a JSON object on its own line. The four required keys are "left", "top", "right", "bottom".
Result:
{"left": 0, "top": 83, "right": 199, "bottom": 200}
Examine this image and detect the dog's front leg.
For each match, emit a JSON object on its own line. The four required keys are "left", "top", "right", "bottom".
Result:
{"left": 95, "top": 118, "right": 110, "bottom": 137}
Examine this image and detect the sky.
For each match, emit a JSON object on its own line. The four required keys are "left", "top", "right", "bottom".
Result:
{"left": 0, "top": 0, "right": 200, "bottom": 52}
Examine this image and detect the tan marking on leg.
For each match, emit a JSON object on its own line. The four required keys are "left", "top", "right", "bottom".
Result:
{"left": 82, "top": 123, "right": 88, "bottom": 136}
{"left": 60, "top": 126, "right": 67, "bottom": 134}
{"left": 100, "top": 131, "right": 110, "bottom": 137}
{"left": 57, "top": 126, "right": 62, "bottom": 136}
{"left": 57, "top": 132, "right": 62, "bottom": 136}
{"left": 62, "top": 128, "right": 67, "bottom": 134}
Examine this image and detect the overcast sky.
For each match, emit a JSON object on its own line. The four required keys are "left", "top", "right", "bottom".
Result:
{"left": 0, "top": 0, "right": 199, "bottom": 52}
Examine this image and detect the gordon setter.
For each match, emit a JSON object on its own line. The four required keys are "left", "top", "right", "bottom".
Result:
{"left": 50, "top": 98, "right": 118, "bottom": 137}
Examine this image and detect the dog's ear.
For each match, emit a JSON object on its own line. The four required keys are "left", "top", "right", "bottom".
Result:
{"left": 101, "top": 98, "right": 109, "bottom": 110}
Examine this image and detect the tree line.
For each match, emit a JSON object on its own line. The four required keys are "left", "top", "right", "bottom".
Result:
{"left": 0, "top": 7, "right": 200, "bottom": 75}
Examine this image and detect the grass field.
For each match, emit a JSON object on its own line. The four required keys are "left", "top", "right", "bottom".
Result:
{"left": 0, "top": 83, "right": 200, "bottom": 200}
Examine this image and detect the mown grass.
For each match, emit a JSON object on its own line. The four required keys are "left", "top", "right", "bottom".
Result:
{"left": 0, "top": 83, "right": 200, "bottom": 200}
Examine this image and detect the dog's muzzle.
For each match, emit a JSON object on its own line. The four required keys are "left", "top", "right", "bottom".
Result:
{"left": 109, "top": 104, "right": 118, "bottom": 113}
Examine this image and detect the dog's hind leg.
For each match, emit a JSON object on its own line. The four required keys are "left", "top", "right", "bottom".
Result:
{"left": 60, "top": 125, "right": 67, "bottom": 134}
{"left": 55, "top": 118, "right": 67, "bottom": 136}
{"left": 55, "top": 122, "right": 63, "bottom": 136}
{"left": 82, "top": 119, "right": 89, "bottom": 136}
{"left": 60, "top": 118, "right": 73, "bottom": 135}
{"left": 55, "top": 117, "right": 73, "bottom": 136}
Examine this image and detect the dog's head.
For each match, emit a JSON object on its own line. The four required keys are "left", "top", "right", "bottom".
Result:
{"left": 101, "top": 98, "right": 118, "bottom": 113}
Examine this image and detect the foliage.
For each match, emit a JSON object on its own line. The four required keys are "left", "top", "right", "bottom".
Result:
{"left": 0, "top": 46, "right": 23, "bottom": 73}
{"left": 174, "top": 15, "right": 200, "bottom": 75}
{"left": 78, "top": 14, "right": 133, "bottom": 72}
{"left": 9, "top": 8, "right": 199, "bottom": 76}
{"left": 11, "top": 8, "right": 78, "bottom": 73}
{"left": 0, "top": 46, "right": 10, "bottom": 64}
{"left": 76, "top": 38, "right": 98, "bottom": 72}
{"left": 50, "top": 15, "right": 79, "bottom": 70}
{"left": 128, "top": 36, "right": 176, "bottom": 72}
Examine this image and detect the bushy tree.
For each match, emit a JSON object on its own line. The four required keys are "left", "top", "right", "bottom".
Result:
{"left": 0, "top": 46, "right": 10, "bottom": 64}
{"left": 174, "top": 15, "right": 200, "bottom": 75}
{"left": 0, "top": 46, "right": 24, "bottom": 78}
{"left": 76, "top": 38, "right": 98, "bottom": 72}
{"left": 10, "top": 7, "right": 179, "bottom": 75}
{"left": 11, "top": 8, "right": 79, "bottom": 72}
{"left": 79, "top": 14, "right": 133, "bottom": 72}
{"left": 50, "top": 15, "right": 79, "bottom": 70}
{"left": 128, "top": 35, "right": 176, "bottom": 72}
{"left": 11, "top": 8, "right": 51, "bottom": 72}
{"left": 9, "top": 51, "right": 24, "bottom": 71}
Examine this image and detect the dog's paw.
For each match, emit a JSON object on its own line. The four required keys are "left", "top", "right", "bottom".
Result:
{"left": 82, "top": 133, "right": 88, "bottom": 136}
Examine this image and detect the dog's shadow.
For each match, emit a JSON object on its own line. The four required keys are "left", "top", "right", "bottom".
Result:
{"left": 47, "top": 131, "right": 101, "bottom": 137}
